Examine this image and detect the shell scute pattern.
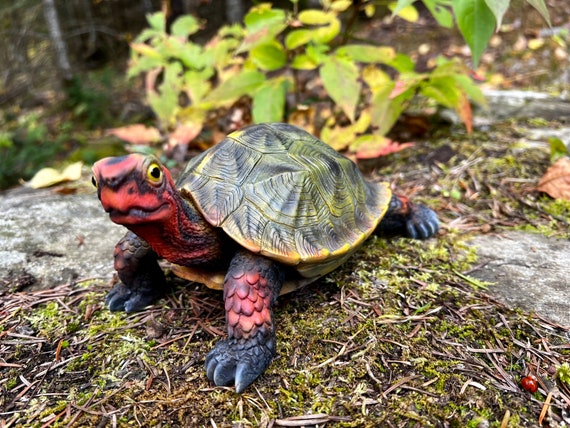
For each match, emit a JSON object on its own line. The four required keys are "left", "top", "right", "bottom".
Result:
{"left": 181, "top": 123, "right": 391, "bottom": 277}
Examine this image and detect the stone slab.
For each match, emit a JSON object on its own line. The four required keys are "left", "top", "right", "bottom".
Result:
{"left": 468, "top": 231, "right": 570, "bottom": 327}
{"left": 0, "top": 187, "right": 123, "bottom": 290}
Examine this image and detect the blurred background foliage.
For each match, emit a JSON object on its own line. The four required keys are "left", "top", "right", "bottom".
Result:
{"left": 0, "top": 0, "right": 554, "bottom": 190}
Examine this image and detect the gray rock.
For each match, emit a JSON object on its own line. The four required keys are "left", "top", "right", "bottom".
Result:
{"left": 0, "top": 187, "right": 123, "bottom": 290}
{"left": 481, "top": 89, "right": 570, "bottom": 122}
{"left": 468, "top": 231, "right": 570, "bottom": 326}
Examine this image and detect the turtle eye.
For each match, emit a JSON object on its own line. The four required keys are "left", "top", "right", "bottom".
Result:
{"left": 146, "top": 163, "right": 163, "bottom": 184}
{"left": 91, "top": 176, "right": 98, "bottom": 188}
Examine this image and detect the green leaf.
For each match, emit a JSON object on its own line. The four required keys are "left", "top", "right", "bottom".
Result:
{"left": 201, "top": 70, "right": 265, "bottom": 107}
{"left": 420, "top": 76, "right": 460, "bottom": 108}
{"left": 453, "top": 0, "right": 496, "bottom": 67}
{"left": 176, "top": 42, "right": 206, "bottom": 70}
{"left": 320, "top": 56, "right": 360, "bottom": 122}
{"left": 244, "top": 4, "right": 287, "bottom": 32}
{"left": 306, "top": 44, "right": 329, "bottom": 64}
{"left": 483, "top": 0, "right": 509, "bottom": 29}
{"left": 252, "top": 77, "right": 290, "bottom": 123}
{"left": 146, "top": 12, "right": 165, "bottom": 32}
{"left": 133, "top": 28, "right": 163, "bottom": 44}
{"left": 202, "top": 38, "right": 240, "bottom": 71}
{"left": 526, "top": 0, "right": 552, "bottom": 27}
{"left": 285, "top": 29, "right": 314, "bottom": 49}
{"left": 336, "top": 45, "right": 396, "bottom": 64}
{"left": 240, "top": 5, "right": 287, "bottom": 52}
{"left": 148, "top": 62, "right": 183, "bottom": 126}
{"left": 421, "top": 76, "right": 473, "bottom": 132}
{"left": 452, "top": 74, "right": 486, "bottom": 106}
{"left": 369, "top": 73, "right": 419, "bottom": 135}
{"left": 183, "top": 70, "right": 212, "bottom": 105}
{"left": 127, "top": 56, "right": 163, "bottom": 79}
{"left": 170, "top": 15, "right": 201, "bottom": 38}
{"left": 250, "top": 41, "right": 287, "bottom": 71}
{"left": 548, "top": 137, "right": 569, "bottom": 163}
{"left": 423, "top": 0, "right": 454, "bottom": 28}
{"left": 384, "top": 53, "right": 415, "bottom": 72}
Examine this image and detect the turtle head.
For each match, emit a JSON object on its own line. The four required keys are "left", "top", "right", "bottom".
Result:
{"left": 92, "top": 154, "right": 177, "bottom": 226}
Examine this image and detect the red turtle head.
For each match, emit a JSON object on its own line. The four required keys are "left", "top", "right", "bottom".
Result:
{"left": 92, "top": 154, "right": 177, "bottom": 226}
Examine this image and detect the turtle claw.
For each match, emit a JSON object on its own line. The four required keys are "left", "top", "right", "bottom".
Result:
{"left": 106, "top": 282, "right": 165, "bottom": 313}
{"left": 406, "top": 204, "right": 440, "bottom": 239}
{"left": 205, "top": 337, "right": 275, "bottom": 393}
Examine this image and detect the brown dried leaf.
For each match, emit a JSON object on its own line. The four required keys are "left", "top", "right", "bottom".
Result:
{"left": 536, "top": 157, "right": 570, "bottom": 201}
{"left": 107, "top": 124, "right": 162, "bottom": 145}
{"left": 166, "top": 123, "right": 202, "bottom": 149}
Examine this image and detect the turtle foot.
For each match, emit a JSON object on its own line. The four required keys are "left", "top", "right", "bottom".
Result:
{"left": 106, "top": 281, "right": 165, "bottom": 313}
{"left": 205, "top": 336, "right": 276, "bottom": 393}
{"left": 405, "top": 203, "right": 440, "bottom": 240}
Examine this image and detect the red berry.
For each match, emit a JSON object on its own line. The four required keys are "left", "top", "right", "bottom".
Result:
{"left": 521, "top": 376, "right": 538, "bottom": 393}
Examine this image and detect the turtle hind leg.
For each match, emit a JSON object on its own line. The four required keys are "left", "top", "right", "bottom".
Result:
{"left": 376, "top": 194, "right": 440, "bottom": 240}
{"left": 106, "top": 231, "right": 168, "bottom": 313}
{"left": 205, "top": 250, "right": 283, "bottom": 393}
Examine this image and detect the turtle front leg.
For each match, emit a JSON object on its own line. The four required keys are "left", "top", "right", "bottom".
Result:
{"left": 205, "top": 250, "right": 283, "bottom": 393}
{"left": 106, "top": 231, "right": 167, "bottom": 312}
{"left": 376, "top": 194, "right": 440, "bottom": 239}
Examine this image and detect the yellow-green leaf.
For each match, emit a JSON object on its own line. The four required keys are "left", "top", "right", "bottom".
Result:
{"left": 252, "top": 77, "right": 290, "bottom": 123}
{"left": 336, "top": 45, "right": 396, "bottom": 64}
{"left": 298, "top": 9, "right": 334, "bottom": 25}
{"left": 362, "top": 66, "right": 392, "bottom": 94}
{"left": 201, "top": 70, "right": 265, "bottom": 106}
{"left": 291, "top": 54, "right": 319, "bottom": 70}
{"left": 320, "top": 56, "right": 360, "bottom": 122}
{"left": 170, "top": 15, "right": 200, "bottom": 38}
{"left": 388, "top": 2, "right": 419, "bottom": 22}
{"left": 28, "top": 162, "right": 83, "bottom": 189}
{"left": 329, "top": 0, "right": 352, "bottom": 12}
{"left": 130, "top": 43, "right": 162, "bottom": 59}
{"left": 285, "top": 29, "right": 314, "bottom": 49}
{"left": 250, "top": 41, "right": 287, "bottom": 71}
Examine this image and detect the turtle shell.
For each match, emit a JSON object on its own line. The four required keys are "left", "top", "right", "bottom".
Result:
{"left": 178, "top": 123, "right": 391, "bottom": 279}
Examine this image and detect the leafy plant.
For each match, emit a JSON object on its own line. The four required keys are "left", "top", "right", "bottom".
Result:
{"left": 124, "top": 0, "right": 549, "bottom": 158}
{"left": 390, "top": 0, "right": 551, "bottom": 68}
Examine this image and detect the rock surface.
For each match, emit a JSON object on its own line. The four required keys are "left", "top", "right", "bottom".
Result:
{"left": 0, "top": 187, "right": 122, "bottom": 290}
{"left": 468, "top": 231, "right": 570, "bottom": 326}
{"left": 1, "top": 187, "right": 569, "bottom": 327}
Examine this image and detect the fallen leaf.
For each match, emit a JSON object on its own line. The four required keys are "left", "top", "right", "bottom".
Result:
{"left": 350, "top": 134, "right": 414, "bottom": 160}
{"left": 107, "top": 124, "right": 162, "bottom": 145}
{"left": 528, "top": 38, "right": 545, "bottom": 50}
{"left": 166, "top": 123, "right": 202, "bottom": 149}
{"left": 537, "top": 157, "right": 570, "bottom": 201}
{"left": 27, "top": 162, "right": 83, "bottom": 189}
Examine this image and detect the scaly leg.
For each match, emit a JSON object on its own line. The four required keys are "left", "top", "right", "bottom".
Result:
{"left": 106, "top": 231, "right": 167, "bottom": 312}
{"left": 205, "top": 250, "right": 283, "bottom": 393}
{"left": 376, "top": 194, "right": 440, "bottom": 239}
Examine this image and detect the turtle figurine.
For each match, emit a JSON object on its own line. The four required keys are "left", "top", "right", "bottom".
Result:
{"left": 92, "top": 123, "right": 440, "bottom": 393}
